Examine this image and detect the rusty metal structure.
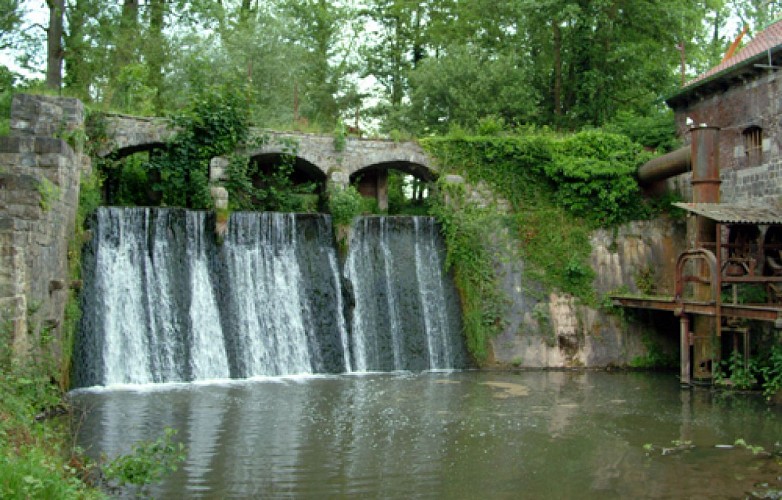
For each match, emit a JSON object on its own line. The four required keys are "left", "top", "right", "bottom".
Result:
{"left": 636, "top": 146, "right": 690, "bottom": 185}
{"left": 615, "top": 126, "right": 782, "bottom": 386}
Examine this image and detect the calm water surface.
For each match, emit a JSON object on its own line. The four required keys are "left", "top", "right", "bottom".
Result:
{"left": 71, "top": 371, "right": 782, "bottom": 499}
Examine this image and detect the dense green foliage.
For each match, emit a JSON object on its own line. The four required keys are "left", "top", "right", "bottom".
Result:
{"left": 544, "top": 131, "right": 653, "bottom": 225}
{"left": 0, "top": 323, "right": 98, "bottom": 499}
{"left": 424, "top": 131, "right": 657, "bottom": 302}
{"left": 151, "top": 87, "right": 250, "bottom": 208}
{"left": 422, "top": 130, "right": 675, "bottom": 361}
{"left": 429, "top": 182, "right": 507, "bottom": 363}
{"left": 4, "top": 1, "right": 775, "bottom": 137}
{"left": 327, "top": 185, "right": 363, "bottom": 227}
{"left": 715, "top": 343, "right": 782, "bottom": 398}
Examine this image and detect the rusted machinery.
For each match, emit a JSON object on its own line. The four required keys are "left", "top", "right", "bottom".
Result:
{"left": 615, "top": 126, "right": 782, "bottom": 386}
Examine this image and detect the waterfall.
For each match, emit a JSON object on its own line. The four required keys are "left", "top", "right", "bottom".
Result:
{"left": 344, "top": 216, "right": 466, "bottom": 372}
{"left": 75, "top": 209, "right": 466, "bottom": 387}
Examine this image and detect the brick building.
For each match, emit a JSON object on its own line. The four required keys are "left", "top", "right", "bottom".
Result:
{"left": 666, "top": 20, "right": 782, "bottom": 206}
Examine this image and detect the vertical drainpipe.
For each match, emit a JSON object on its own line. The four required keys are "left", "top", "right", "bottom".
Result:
{"left": 689, "top": 126, "right": 721, "bottom": 382}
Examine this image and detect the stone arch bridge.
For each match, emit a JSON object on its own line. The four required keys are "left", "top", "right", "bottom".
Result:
{"left": 100, "top": 114, "right": 438, "bottom": 210}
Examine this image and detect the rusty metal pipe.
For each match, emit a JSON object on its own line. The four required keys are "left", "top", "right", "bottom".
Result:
{"left": 637, "top": 146, "right": 691, "bottom": 184}
{"left": 690, "top": 126, "right": 721, "bottom": 204}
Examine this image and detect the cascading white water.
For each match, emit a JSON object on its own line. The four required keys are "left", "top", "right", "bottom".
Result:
{"left": 95, "top": 208, "right": 153, "bottom": 385}
{"left": 413, "top": 217, "right": 455, "bottom": 369}
{"left": 75, "top": 209, "right": 466, "bottom": 387}
{"left": 222, "top": 213, "right": 312, "bottom": 376}
{"left": 186, "top": 213, "right": 230, "bottom": 380}
{"left": 344, "top": 216, "right": 465, "bottom": 372}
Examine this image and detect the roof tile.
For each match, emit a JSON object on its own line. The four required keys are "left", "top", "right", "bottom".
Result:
{"left": 685, "top": 20, "right": 782, "bottom": 88}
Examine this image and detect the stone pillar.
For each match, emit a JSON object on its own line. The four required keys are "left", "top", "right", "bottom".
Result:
{"left": 376, "top": 169, "right": 388, "bottom": 211}
{"left": 209, "top": 157, "right": 230, "bottom": 237}
{"left": 0, "top": 94, "right": 85, "bottom": 360}
{"left": 328, "top": 169, "right": 350, "bottom": 191}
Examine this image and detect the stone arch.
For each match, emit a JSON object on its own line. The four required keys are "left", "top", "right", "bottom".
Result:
{"left": 98, "top": 142, "right": 168, "bottom": 206}
{"left": 95, "top": 115, "right": 174, "bottom": 158}
{"left": 248, "top": 152, "right": 328, "bottom": 192}
{"left": 349, "top": 160, "right": 436, "bottom": 211}
{"left": 349, "top": 159, "right": 437, "bottom": 183}
{"left": 107, "top": 141, "right": 167, "bottom": 160}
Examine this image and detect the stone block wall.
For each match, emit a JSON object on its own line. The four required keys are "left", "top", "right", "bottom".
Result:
{"left": 490, "top": 218, "right": 686, "bottom": 368}
{"left": 0, "top": 94, "right": 87, "bottom": 355}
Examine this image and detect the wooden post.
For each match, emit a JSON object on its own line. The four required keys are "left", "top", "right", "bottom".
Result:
{"left": 680, "top": 314, "right": 691, "bottom": 386}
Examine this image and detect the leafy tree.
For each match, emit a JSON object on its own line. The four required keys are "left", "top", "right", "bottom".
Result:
{"left": 732, "top": 0, "right": 782, "bottom": 33}
{"left": 0, "top": 0, "right": 23, "bottom": 51}
{"left": 405, "top": 45, "right": 540, "bottom": 134}
{"left": 278, "top": 0, "right": 360, "bottom": 127}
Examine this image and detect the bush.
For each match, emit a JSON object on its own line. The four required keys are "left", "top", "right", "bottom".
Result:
{"left": 543, "top": 130, "right": 650, "bottom": 226}
{"left": 327, "top": 186, "right": 363, "bottom": 227}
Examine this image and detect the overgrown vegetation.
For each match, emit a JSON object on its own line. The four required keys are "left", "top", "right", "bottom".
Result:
{"left": 423, "top": 131, "right": 653, "bottom": 300}
{"left": 0, "top": 314, "right": 98, "bottom": 498}
{"left": 36, "top": 178, "right": 60, "bottom": 212}
{"left": 93, "top": 87, "right": 318, "bottom": 212}
{"left": 327, "top": 185, "right": 363, "bottom": 227}
{"left": 148, "top": 85, "right": 251, "bottom": 208}
{"left": 422, "top": 130, "right": 678, "bottom": 362}
{"left": 101, "top": 428, "right": 187, "bottom": 496}
{"left": 715, "top": 343, "right": 782, "bottom": 399}
{"left": 429, "top": 180, "right": 507, "bottom": 363}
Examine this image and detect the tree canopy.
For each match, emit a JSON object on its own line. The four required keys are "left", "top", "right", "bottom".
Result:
{"left": 1, "top": 0, "right": 779, "bottom": 136}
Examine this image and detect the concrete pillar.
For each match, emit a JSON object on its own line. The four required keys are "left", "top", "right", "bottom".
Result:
{"left": 680, "top": 315, "right": 691, "bottom": 386}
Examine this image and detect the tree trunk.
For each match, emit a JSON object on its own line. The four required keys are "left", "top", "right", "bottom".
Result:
{"left": 148, "top": 0, "right": 166, "bottom": 112}
{"left": 64, "top": 0, "right": 87, "bottom": 98}
{"left": 552, "top": 20, "right": 562, "bottom": 118}
{"left": 46, "top": 0, "right": 65, "bottom": 92}
{"left": 118, "top": 0, "right": 139, "bottom": 65}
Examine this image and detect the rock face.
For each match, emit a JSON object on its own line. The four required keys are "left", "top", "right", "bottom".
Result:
{"left": 0, "top": 94, "right": 88, "bottom": 355}
{"left": 490, "top": 218, "right": 686, "bottom": 368}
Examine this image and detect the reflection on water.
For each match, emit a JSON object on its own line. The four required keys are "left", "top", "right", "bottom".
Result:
{"left": 71, "top": 372, "right": 782, "bottom": 499}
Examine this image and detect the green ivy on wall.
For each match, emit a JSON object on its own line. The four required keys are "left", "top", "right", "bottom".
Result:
{"left": 422, "top": 130, "right": 661, "bottom": 362}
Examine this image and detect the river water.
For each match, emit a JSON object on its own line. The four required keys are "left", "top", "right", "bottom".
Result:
{"left": 71, "top": 371, "right": 782, "bottom": 499}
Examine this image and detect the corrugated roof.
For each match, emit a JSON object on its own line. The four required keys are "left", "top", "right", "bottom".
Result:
{"left": 685, "top": 20, "right": 782, "bottom": 88}
{"left": 673, "top": 202, "right": 782, "bottom": 224}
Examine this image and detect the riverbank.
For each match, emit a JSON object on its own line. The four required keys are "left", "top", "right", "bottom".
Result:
{"left": 0, "top": 354, "right": 98, "bottom": 498}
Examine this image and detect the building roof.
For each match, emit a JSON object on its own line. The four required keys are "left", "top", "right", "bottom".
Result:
{"left": 673, "top": 202, "right": 782, "bottom": 224}
{"left": 667, "top": 19, "right": 782, "bottom": 107}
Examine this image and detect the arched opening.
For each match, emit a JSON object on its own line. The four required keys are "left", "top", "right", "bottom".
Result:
{"left": 100, "top": 145, "right": 165, "bottom": 206}
{"left": 350, "top": 161, "right": 436, "bottom": 214}
{"left": 247, "top": 153, "right": 327, "bottom": 212}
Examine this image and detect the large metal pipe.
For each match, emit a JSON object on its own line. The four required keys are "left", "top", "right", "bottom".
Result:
{"left": 637, "top": 146, "right": 691, "bottom": 184}
{"left": 690, "top": 126, "right": 721, "bottom": 205}
{"left": 689, "top": 126, "right": 720, "bottom": 382}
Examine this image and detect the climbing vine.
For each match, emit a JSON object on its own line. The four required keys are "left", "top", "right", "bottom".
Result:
{"left": 147, "top": 85, "right": 252, "bottom": 209}
{"left": 422, "top": 130, "right": 660, "bottom": 362}
{"left": 428, "top": 180, "right": 506, "bottom": 363}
